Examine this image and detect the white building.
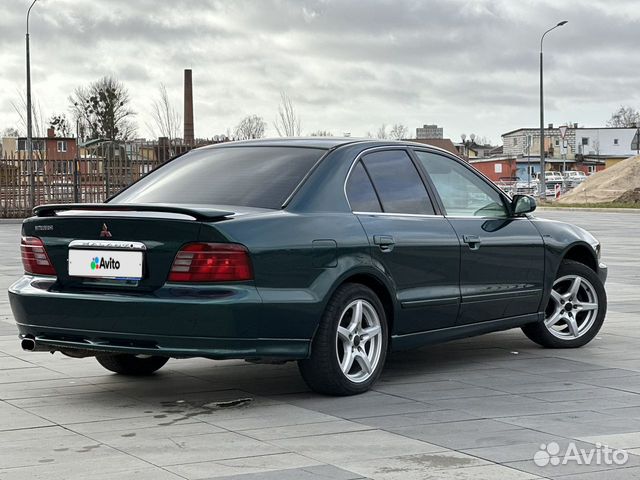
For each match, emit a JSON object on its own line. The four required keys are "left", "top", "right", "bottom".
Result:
{"left": 575, "top": 128, "right": 638, "bottom": 158}
{"left": 416, "top": 124, "right": 443, "bottom": 139}
{"left": 502, "top": 125, "right": 639, "bottom": 171}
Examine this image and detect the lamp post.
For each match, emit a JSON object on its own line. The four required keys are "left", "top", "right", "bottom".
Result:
{"left": 26, "top": 0, "right": 38, "bottom": 210}
{"left": 539, "top": 20, "right": 567, "bottom": 200}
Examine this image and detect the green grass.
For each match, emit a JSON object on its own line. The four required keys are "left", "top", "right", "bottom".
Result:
{"left": 541, "top": 202, "right": 640, "bottom": 209}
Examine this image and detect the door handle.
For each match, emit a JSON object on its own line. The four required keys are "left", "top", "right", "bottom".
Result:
{"left": 373, "top": 235, "right": 395, "bottom": 252}
{"left": 462, "top": 234, "right": 482, "bottom": 250}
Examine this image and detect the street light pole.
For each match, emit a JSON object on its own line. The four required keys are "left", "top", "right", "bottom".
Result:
{"left": 539, "top": 20, "right": 567, "bottom": 200}
{"left": 26, "top": 0, "right": 38, "bottom": 210}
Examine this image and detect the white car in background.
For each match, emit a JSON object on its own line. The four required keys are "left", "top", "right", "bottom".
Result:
{"left": 544, "top": 171, "right": 565, "bottom": 183}
{"left": 563, "top": 170, "right": 588, "bottom": 188}
{"left": 539, "top": 171, "right": 565, "bottom": 197}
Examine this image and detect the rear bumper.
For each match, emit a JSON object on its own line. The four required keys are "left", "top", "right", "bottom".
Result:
{"left": 9, "top": 275, "right": 317, "bottom": 360}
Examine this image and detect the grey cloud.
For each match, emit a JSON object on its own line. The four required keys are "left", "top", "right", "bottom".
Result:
{"left": 1, "top": 0, "right": 638, "bottom": 140}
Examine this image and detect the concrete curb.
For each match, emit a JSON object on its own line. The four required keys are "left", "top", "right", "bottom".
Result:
{"left": 537, "top": 207, "right": 640, "bottom": 214}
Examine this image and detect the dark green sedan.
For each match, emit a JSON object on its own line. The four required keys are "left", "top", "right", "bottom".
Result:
{"left": 10, "top": 138, "right": 608, "bottom": 395}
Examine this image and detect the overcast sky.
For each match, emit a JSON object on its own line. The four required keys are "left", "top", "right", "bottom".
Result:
{"left": 1, "top": 0, "right": 639, "bottom": 143}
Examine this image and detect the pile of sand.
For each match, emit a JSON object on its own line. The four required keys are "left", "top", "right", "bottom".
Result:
{"left": 557, "top": 155, "right": 640, "bottom": 204}
{"left": 615, "top": 187, "right": 640, "bottom": 205}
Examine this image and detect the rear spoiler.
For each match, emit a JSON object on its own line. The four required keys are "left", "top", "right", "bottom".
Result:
{"left": 33, "top": 203, "right": 234, "bottom": 221}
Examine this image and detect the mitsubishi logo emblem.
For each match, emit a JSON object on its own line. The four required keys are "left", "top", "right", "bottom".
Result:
{"left": 100, "top": 223, "right": 112, "bottom": 238}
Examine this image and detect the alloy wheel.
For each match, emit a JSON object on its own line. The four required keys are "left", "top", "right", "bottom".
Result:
{"left": 544, "top": 274, "right": 599, "bottom": 340}
{"left": 335, "top": 299, "right": 383, "bottom": 383}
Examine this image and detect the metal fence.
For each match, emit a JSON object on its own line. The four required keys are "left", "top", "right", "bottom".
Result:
{"left": 0, "top": 140, "right": 195, "bottom": 217}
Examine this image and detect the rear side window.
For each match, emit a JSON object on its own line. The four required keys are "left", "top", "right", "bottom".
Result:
{"left": 111, "top": 147, "right": 325, "bottom": 209}
{"left": 346, "top": 162, "right": 382, "bottom": 212}
{"left": 362, "top": 150, "right": 434, "bottom": 214}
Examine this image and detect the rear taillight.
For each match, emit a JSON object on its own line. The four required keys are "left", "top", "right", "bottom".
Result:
{"left": 21, "top": 236, "right": 56, "bottom": 276}
{"left": 168, "top": 243, "right": 253, "bottom": 282}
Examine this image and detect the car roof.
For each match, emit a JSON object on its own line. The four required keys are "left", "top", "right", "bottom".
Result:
{"left": 198, "top": 137, "right": 357, "bottom": 150}
{"left": 197, "top": 137, "right": 462, "bottom": 158}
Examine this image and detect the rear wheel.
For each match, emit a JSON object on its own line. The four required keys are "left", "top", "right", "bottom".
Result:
{"left": 96, "top": 354, "right": 169, "bottom": 375}
{"left": 298, "top": 283, "right": 388, "bottom": 395}
{"left": 522, "top": 260, "right": 606, "bottom": 348}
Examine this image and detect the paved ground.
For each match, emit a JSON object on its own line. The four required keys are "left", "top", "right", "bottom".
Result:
{"left": 1, "top": 211, "right": 639, "bottom": 480}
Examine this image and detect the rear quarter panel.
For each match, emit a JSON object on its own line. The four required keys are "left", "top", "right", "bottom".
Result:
{"left": 214, "top": 210, "right": 374, "bottom": 339}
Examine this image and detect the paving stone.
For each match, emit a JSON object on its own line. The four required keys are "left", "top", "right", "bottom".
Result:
{"left": 551, "top": 465, "right": 640, "bottom": 479}
{"left": 165, "top": 453, "right": 324, "bottom": 479}
{"left": 206, "top": 464, "right": 364, "bottom": 480}
{"left": 271, "top": 429, "right": 445, "bottom": 464}
{"left": 0, "top": 209, "right": 639, "bottom": 478}
{"left": 105, "top": 430, "right": 284, "bottom": 467}
{"left": 0, "top": 399, "right": 53, "bottom": 431}
{"left": 241, "top": 419, "right": 372, "bottom": 441}
{"left": 389, "top": 419, "right": 561, "bottom": 450}
{"left": 341, "top": 451, "right": 491, "bottom": 479}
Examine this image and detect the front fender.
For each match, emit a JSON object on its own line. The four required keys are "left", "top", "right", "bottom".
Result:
{"left": 531, "top": 217, "right": 601, "bottom": 311}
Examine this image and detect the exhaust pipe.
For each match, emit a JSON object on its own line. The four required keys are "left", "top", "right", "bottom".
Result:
{"left": 21, "top": 337, "right": 36, "bottom": 351}
{"left": 20, "top": 336, "right": 53, "bottom": 352}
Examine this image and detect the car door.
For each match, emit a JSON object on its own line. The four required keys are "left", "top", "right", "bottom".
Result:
{"left": 345, "top": 148, "right": 460, "bottom": 334}
{"left": 413, "top": 149, "right": 545, "bottom": 325}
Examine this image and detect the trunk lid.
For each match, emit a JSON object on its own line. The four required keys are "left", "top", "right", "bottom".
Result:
{"left": 23, "top": 204, "right": 234, "bottom": 292}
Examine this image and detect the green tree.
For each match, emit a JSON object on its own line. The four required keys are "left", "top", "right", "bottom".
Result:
{"left": 49, "top": 114, "right": 72, "bottom": 137}
{"left": 69, "top": 76, "right": 136, "bottom": 141}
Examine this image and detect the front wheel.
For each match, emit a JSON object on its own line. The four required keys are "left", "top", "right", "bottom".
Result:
{"left": 96, "top": 354, "right": 169, "bottom": 375}
{"left": 522, "top": 260, "right": 607, "bottom": 348}
{"left": 298, "top": 283, "right": 388, "bottom": 395}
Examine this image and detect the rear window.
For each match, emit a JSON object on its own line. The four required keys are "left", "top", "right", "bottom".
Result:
{"left": 111, "top": 146, "right": 325, "bottom": 209}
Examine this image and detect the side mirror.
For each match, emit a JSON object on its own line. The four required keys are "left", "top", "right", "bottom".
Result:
{"left": 512, "top": 194, "right": 536, "bottom": 215}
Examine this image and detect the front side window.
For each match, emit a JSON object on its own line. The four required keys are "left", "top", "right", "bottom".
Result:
{"left": 415, "top": 151, "right": 508, "bottom": 218}
{"left": 346, "top": 161, "right": 381, "bottom": 212}
{"left": 362, "top": 150, "right": 434, "bottom": 215}
{"left": 111, "top": 146, "right": 325, "bottom": 209}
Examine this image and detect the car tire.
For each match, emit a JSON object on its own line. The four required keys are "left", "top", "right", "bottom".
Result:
{"left": 298, "top": 283, "right": 388, "bottom": 396}
{"left": 522, "top": 260, "right": 607, "bottom": 348}
{"left": 96, "top": 354, "right": 169, "bottom": 375}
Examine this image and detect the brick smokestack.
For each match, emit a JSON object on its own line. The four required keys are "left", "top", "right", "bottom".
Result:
{"left": 183, "top": 69, "right": 194, "bottom": 146}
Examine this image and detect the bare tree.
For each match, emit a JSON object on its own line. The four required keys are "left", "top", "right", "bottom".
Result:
{"left": 607, "top": 105, "right": 640, "bottom": 127}
{"left": 148, "top": 83, "right": 181, "bottom": 141}
{"left": 69, "top": 76, "right": 136, "bottom": 141}
{"left": 376, "top": 124, "right": 388, "bottom": 139}
{"left": 472, "top": 135, "right": 492, "bottom": 146}
{"left": 274, "top": 92, "right": 302, "bottom": 137}
{"left": 2, "top": 127, "right": 20, "bottom": 137}
{"left": 234, "top": 114, "right": 266, "bottom": 140}
{"left": 309, "top": 130, "right": 333, "bottom": 136}
{"left": 11, "top": 90, "right": 45, "bottom": 138}
{"left": 49, "top": 114, "right": 72, "bottom": 137}
{"left": 388, "top": 123, "right": 409, "bottom": 140}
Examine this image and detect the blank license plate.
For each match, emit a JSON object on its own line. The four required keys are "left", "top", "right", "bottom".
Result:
{"left": 68, "top": 249, "right": 143, "bottom": 279}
